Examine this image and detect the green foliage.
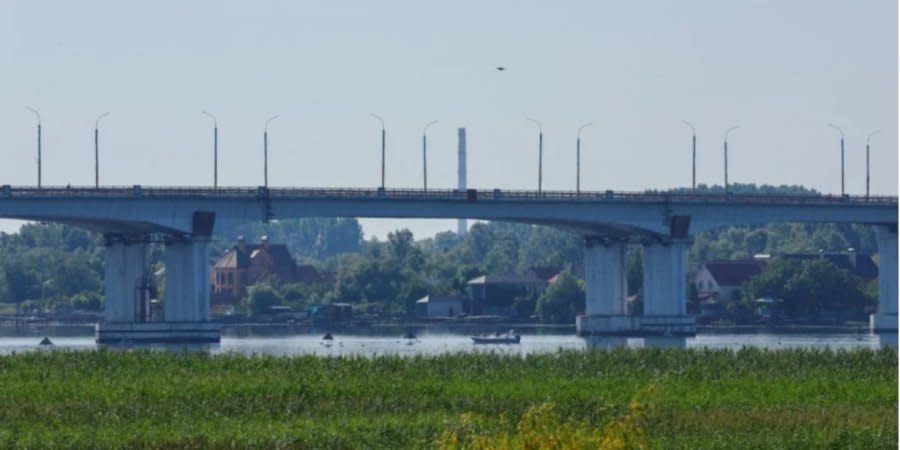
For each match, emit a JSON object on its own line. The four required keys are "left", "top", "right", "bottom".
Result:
{"left": 536, "top": 271, "right": 585, "bottom": 323}
{"left": 0, "top": 224, "right": 103, "bottom": 308}
{"left": 246, "top": 284, "right": 283, "bottom": 316}
{"left": 0, "top": 348, "right": 892, "bottom": 448}
{"left": 626, "top": 249, "right": 643, "bottom": 296}
{"left": 743, "top": 259, "right": 874, "bottom": 317}
{"left": 277, "top": 281, "right": 331, "bottom": 309}
{"left": 71, "top": 291, "right": 103, "bottom": 311}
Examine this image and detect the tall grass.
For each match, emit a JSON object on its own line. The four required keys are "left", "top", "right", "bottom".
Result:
{"left": 0, "top": 347, "right": 893, "bottom": 448}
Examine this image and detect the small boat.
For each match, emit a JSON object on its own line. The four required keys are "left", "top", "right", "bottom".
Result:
{"left": 471, "top": 331, "right": 520, "bottom": 345}
{"left": 322, "top": 333, "right": 333, "bottom": 341}
{"left": 38, "top": 337, "right": 53, "bottom": 346}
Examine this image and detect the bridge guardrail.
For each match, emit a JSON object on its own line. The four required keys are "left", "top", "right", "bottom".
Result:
{"left": 0, "top": 185, "right": 895, "bottom": 206}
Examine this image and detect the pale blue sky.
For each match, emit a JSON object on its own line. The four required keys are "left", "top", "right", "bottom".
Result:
{"left": 0, "top": 0, "right": 896, "bottom": 239}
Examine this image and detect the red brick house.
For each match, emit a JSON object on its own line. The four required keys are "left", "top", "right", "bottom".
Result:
{"left": 211, "top": 236, "right": 321, "bottom": 304}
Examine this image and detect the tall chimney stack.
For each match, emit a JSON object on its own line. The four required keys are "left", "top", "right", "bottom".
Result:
{"left": 457, "top": 128, "right": 468, "bottom": 237}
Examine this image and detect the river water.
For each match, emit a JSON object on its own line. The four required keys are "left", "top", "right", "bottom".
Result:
{"left": 0, "top": 326, "right": 895, "bottom": 355}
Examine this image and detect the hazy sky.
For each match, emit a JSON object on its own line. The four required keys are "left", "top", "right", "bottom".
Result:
{"left": 0, "top": 0, "right": 896, "bottom": 239}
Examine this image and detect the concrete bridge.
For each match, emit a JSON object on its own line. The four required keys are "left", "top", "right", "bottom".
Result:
{"left": 0, "top": 185, "right": 895, "bottom": 343}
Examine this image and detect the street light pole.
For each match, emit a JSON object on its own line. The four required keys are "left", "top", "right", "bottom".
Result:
{"left": 264, "top": 115, "right": 279, "bottom": 188}
{"left": 25, "top": 107, "right": 41, "bottom": 188}
{"left": 681, "top": 120, "right": 696, "bottom": 190}
{"left": 866, "top": 130, "right": 880, "bottom": 199}
{"left": 576, "top": 123, "right": 592, "bottom": 194}
{"left": 527, "top": 117, "right": 543, "bottom": 193}
{"left": 371, "top": 114, "right": 385, "bottom": 189}
{"left": 94, "top": 112, "right": 110, "bottom": 188}
{"left": 422, "top": 120, "right": 438, "bottom": 191}
{"left": 202, "top": 111, "right": 218, "bottom": 189}
{"left": 828, "top": 124, "right": 846, "bottom": 196}
{"left": 723, "top": 125, "right": 740, "bottom": 194}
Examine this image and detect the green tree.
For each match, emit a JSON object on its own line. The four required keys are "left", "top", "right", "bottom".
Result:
{"left": 743, "top": 258, "right": 872, "bottom": 318}
{"left": 246, "top": 284, "right": 283, "bottom": 317}
{"left": 535, "top": 271, "right": 585, "bottom": 323}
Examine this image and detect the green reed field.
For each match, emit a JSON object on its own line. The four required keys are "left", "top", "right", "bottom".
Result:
{"left": 0, "top": 347, "right": 894, "bottom": 449}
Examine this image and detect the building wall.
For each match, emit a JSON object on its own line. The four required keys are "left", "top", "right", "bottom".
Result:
{"left": 694, "top": 267, "right": 719, "bottom": 293}
{"left": 427, "top": 300, "right": 462, "bottom": 318}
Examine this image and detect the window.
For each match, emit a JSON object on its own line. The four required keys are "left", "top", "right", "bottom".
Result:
{"left": 227, "top": 272, "right": 233, "bottom": 285}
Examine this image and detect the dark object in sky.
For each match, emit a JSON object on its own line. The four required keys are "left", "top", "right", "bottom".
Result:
{"left": 496, "top": 66, "right": 505, "bottom": 71}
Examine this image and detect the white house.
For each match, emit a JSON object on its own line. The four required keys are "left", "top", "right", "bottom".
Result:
{"left": 694, "top": 260, "right": 766, "bottom": 303}
{"left": 415, "top": 295, "right": 464, "bottom": 319}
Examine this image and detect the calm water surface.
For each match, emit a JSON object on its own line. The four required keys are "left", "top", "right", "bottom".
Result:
{"left": 0, "top": 326, "right": 894, "bottom": 355}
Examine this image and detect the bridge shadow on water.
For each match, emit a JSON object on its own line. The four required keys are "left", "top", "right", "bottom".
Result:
{"left": 99, "top": 342, "right": 220, "bottom": 354}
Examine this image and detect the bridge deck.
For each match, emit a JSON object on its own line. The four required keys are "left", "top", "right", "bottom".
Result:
{"left": 1, "top": 185, "right": 896, "bottom": 206}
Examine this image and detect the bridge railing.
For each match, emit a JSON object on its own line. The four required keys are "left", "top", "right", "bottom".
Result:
{"left": 0, "top": 185, "right": 896, "bottom": 206}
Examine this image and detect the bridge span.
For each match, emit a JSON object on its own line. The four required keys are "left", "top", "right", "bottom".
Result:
{"left": 1, "top": 185, "right": 895, "bottom": 343}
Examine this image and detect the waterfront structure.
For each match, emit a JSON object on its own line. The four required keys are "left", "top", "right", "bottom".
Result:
{"left": 0, "top": 186, "right": 894, "bottom": 342}
{"left": 415, "top": 295, "right": 464, "bottom": 319}
{"left": 467, "top": 274, "right": 547, "bottom": 317}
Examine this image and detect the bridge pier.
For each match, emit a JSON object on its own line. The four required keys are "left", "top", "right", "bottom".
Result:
{"left": 577, "top": 238, "right": 695, "bottom": 336}
{"left": 871, "top": 224, "right": 898, "bottom": 332}
{"left": 101, "top": 236, "right": 150, "bottom": 323}
{"left": 583, "top": 238, "right": 627, "bottom": 315}
{"left": 97, "top": 212, "right": 220, "bottom": 344}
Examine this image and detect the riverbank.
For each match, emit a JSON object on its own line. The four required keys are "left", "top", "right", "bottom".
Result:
{"left": 0, "top": 347, "right": 893, "bottom": 448}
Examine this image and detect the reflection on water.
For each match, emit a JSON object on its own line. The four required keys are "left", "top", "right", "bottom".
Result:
{"left": 0, "top": 327, "right": 894, "bottom": 356}
{"left": 878, "top": 333, "right": 898, "bottom": 349}
{"left": 642, "top": 336, "right": 687, "bottom": 349}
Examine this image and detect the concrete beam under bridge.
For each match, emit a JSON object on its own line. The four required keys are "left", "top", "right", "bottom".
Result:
{"left": 96, "top": 212, "right": 221, "bottom": 344}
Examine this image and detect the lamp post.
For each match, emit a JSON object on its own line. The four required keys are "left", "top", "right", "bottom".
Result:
{"left": 576, "top": 123, "right": 592, "bottom": 194}
{"left": 527, "top": 117, "right": 543, "bottom": 193}
{"left": 25, "top": 107, "right": 41, "bottom": 188}
{"left": 422, "top": 120, "right": 438, "bottom": 191}
{"left": 866, "top": 130, "right": 880, "bottom": 199}
{"left": 827, "top": 124, "right": 845, "bottom": 196}
{"left": 371, "top": 114, "right": 385, "bottom": 189}
{"left": 264, "top": 115, "right": 279, "bottom": 188}
{"left": 723, "top": 125, "right": 740, "bottom": 194}
{"left": 681, "top": 120, "right": 696, "bottom": 190}
{"left": 94, "top": 112, "right": 110, "bottom": 188}
{"left": 202, "top": 111, "right": 218, "bottom": 189}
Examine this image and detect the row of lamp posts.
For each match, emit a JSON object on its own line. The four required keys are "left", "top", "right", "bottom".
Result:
{"left": 20, "top": 108, "right": 883, "bottom": 197}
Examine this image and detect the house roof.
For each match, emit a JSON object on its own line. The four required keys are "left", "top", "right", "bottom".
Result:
{"left": 416, "top": 295, "right": 464, "bottom": 304}
{"left": 213, "top": 242, "right": 297, "bottom": 271}
{"left": 530, "top": 266, "right": 562, "bottom": 281}
{"left": 467, "top": 274, "right": 546, "bottom": 286}
{"left": 702, "top": 260, "right": 765, "bottom": 286}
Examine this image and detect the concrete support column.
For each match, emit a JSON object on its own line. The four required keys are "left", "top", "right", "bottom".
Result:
{"left": 163, "top": 237, "right": 211, "bottom": 322}
{"left": 641, "top": 240, "right": 688, "bottom": 316}
{"left": 871, "top": 225, "right": 898, "bottom": 332}
{"left": 103, "top": 238, "right": 147, "bottom": 323}
{"left": 584, "top": 239, "right": 627, "bottom": 315}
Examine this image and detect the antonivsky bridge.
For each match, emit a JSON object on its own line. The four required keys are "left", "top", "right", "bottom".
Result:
{"left": 0, "top": 185, "right": 895, "bottom": 343}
